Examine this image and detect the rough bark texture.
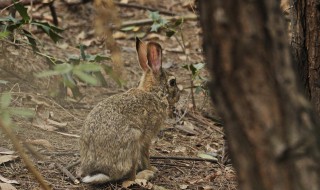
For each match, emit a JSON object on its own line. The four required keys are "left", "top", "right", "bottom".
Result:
{"left": 199, "top": 1, "right": 320, "bottom": 190}
{"left": 291, "top": 0, "right": 320, "bottom": 114}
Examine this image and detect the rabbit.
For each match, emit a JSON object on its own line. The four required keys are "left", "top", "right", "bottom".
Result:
{"left": 79, "top": 37, "right": 180, "bottom": 184}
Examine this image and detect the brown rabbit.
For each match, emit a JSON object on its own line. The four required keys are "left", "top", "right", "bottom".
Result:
{"left": 79, "top": 38, "right": 180, "bottom": 184}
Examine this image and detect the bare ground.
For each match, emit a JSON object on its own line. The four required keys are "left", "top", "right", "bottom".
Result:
{"left": 0, "top": 1, "right": 237, "bottom": 189}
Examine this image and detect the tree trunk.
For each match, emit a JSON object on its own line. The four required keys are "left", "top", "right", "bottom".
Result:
{"left": 291, "top": 0, "right": 320, "bottom": 115}
{"left": 199, "top": 1, "right": 320, "bottom": 190}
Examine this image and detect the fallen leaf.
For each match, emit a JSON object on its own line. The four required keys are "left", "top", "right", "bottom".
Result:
{"left": 0, "top": 155, "right": 18, "bottom": 165}
{"left": 197, "top": 153, "right": 218, "bottom": 161}
{"left": 175, "top": 121, "right": 198, "bottom": 135}
{"left": 136, "top": 170, "right": 155, "bottom": 181}
{"left": 32, "top": 105, "right": 58, "bottom": 131}
{"left": 26, "top": 139, "right": 54, "bottom": 150}
{"left": 122, "top": 180, "right": 135, "bottom": 188}
{"left": 76, "top": 31, "right": 86, "bottom": 43}
{"left": 112, "top": 31, "right": 127, "bottom": 39}
{"left": 173, "top": 146, "right": 186, "bottom": 153}
{"left": 0, "top": 175, "right": 19, "bottom": 185}
{"left": 135, "top": 179, "right": 153, "bottom": 189}
{"left": 0, "top": 147, "right": 14, "bottom": 155}
{"left": 145, "top": 33, "right": 166, "bottom": 41}
{"left": 153, "top": 185, "right": 168, "bottom": 190}
{"left": 166, "top": 46, "right": 184, "bottom": 53}
{"left": 162, "top": 62, "right": 173, "bottom": 69}
{"left": 201, "top": 185, "right": 214, "bottom": 190}
{"left": 179, "top": 184, "right": 188, "bottom": 189}
{"left": 178, "top": 55, "right": 187, "bottom": 61}
{"left": 0, "top": 183, "right": 17, "bottom": 190}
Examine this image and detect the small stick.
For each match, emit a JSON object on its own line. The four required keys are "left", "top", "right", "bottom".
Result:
{"left": 150, "top": 156, "right": 217, "bottom": 163}
{"left": 55, "top": 163, "right": 80, "bottom": 185}
{"left": 66, "top": 160, "right": 80, "bottom": 170}
{"left": 115, "top": 2, "right": 176, "bottom": 15}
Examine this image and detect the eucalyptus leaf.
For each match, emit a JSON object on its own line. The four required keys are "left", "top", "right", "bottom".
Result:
{"left": 8, "top": 108, "right": 34, "bottom": 117}
{"left": 1, "top": 111, "right": 11, "bottom": 126}
{"left": 13, "top": 1, "right": 30, "bottom": 23}
{"left": 73, "top": 70, "right": 98, "bottom": 85}
{"left": 75, "top": 63, "right": 101, "bottom": 72}
{"left": 35, "top": 70, "right": 59, "bottom": 77}
{"left": 1, "top": 93, "right": 11, "bottom": 109}
{"left": 54, "top": 63, "right": 73, "bottom": 74}
{"left": 0, "top": 80, "right": 8, "bottom": 84}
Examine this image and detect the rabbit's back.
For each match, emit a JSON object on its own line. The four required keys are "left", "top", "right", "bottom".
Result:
{"left": 79, "top": 88, "right": 168, "bottom": 180}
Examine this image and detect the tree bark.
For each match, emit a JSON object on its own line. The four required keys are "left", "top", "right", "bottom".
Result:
{"left": 199, "top": 1, "right": 320, "bottom": 190}
{"left": 291, "top": 0, "right": 320, "bottom": 115}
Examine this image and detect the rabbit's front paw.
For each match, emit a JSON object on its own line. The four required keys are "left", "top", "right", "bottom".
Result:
{"left": 136, "top": 169, "right": 155, "bottom": 181}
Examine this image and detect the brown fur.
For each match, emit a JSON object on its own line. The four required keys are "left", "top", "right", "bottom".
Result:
{"left": 79, "top": 38, "right": 180, "bottom": 183}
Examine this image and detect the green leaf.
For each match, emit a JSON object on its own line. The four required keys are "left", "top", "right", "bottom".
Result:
{"left": 13, "top": 1, "right": 30, "bottom": 23}
{"left": 22, "top": 29, "right": 38, "bottom": 52}
{"left": 151, "top": 23, "right": 162, "bottom": 32}
{"left": 121, "top": 26, "right": 135, "bottom": 31}
{"left": 35, "top": 70, "right": 59, "bottom": 78}
{"left": 0, "top": 80, "right": 9, "bottom": 84}
{"left": 174, "top": 18, "right": 184, "bottom": 27}
{"left": 0, "top": 31, "right": 10, "bottom": 39}
{"left": 31, "top": 21, "right": 63, "bottom": 43}
{"left": 1, "top": 111, "right": 11, "bottom": 126}
{"left": 67, "top": 55, "right": 81, "bottom": 64}
{"left": 159, "top": 18, "right": 168, "bottom": 25}
{"left": 75, "top": 63, "right": 101, "bottom": 72}
{"left": 0, "top": 15, "right": 17, "bottom": 22}
{"left": 73, "top": 70, "right": 98, "bottom": 85}
{"left": 166, "top": 30, "right": 175, "bottom": 37}
{"left": 148, "top": 11, "right": 160, "bottom": 21}
{"left": 193, "top": 63, "right": 205, "bottom": 70}
{"left": 54, "top": 63, "right": 73, "bottom": 74}
{"left": 85, "top": 54, "right": 110, "bottom": 62}
{"left": 1, "top": 92, "right": 11, "bottom": 108}
{"left": 80, "top": 44, "right": 86, "bottom": 60}
{"left": 8, "top": 108, "right": 34, "bottom": 117}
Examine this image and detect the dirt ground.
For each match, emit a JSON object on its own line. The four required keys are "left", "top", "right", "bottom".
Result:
{"left": 0, "top": 1, "right": 237, "bottom": 189}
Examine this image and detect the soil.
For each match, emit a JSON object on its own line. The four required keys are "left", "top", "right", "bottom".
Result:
{"left": 0, "top": 1, "right": 237, "bottom": 189}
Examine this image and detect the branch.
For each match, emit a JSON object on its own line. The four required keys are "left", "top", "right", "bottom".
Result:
{"left": 150, "top": 155, "right": 218, "bottom": 163}
{"left": 0, "top": 121, "right": 51, "bottom": 190}
{"left": 120, "top": 14, "right": 198, "bottom": 28}
{"left": 55, "top": 163, "right": 80, "bottom": 184}
{"left": 114, "top": 2, "right": 176, "bottom": 16}
{"left": 0, "top": 0, "right": 43, "bottom": 9}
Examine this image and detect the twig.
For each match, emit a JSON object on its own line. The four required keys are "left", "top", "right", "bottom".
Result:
{"left": 190, "top": 74, "right": 196, "bottom": 109}
{"left": 150, "top": 156, "right": 217, "bottom": 163}
{"left": 0, "top": 121, "right": 52, "bottom": 190}
{"left": 187, "top": 112, "right": 224, "bottom": 135}
{"left": 0, "top": 0, "right": 42, "bottom": 10}
{"left": 66, "top": 160, "right": 80, "bottom": 170}
{"left": 48, "top": 1, "right": 58, "bottom": 26}
{"left": 55, "top": 163, "right": 80, "bottom": 184}
{"left": 115, "top": 2, "right": 176, "bottom": 16}
{"left": 120, "top": 14, "right": 197, "bottom": 28}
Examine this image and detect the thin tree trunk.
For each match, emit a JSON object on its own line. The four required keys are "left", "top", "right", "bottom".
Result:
{"left": 199, "top": 1, "right": 320, "bottom": 190}
{"left": 291, "top": 0, "right": 320, "bottom": 115}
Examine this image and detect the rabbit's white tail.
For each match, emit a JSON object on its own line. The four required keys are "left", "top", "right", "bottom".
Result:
{"left": 82, "top": 173, "right": 111, "bottom": 184}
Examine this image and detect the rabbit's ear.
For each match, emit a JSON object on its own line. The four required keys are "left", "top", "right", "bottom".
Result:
{"left": 147, "top": 42, "right": 162, "bottom": 74}
{"left": 136, "top": 37, "right": 149, "bottom": 71}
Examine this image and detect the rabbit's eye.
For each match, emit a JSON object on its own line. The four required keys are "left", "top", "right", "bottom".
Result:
{"left": 169, "top": 78, "right": 176, "bottom": 87}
